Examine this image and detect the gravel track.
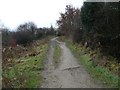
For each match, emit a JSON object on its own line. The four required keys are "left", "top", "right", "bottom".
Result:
{"left": 41, "top": 37, "right": 102, "bottom": 88}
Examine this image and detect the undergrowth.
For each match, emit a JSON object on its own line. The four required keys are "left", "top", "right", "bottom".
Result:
{"left": 59, "top": 36, "right": 120, "bottom": 88}
{"left": 2, "top": 38, "right": 49, "bottom": 88}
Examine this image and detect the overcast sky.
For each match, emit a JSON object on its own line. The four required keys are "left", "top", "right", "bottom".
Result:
{"left": 0, "top": 0, "right": 84, "bottom": 30}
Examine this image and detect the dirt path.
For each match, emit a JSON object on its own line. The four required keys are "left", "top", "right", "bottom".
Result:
{"left": 41, "top": 37, "right": 102, "bottom": 88}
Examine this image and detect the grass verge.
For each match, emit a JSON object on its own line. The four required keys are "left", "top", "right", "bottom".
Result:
{"left": 2, "top": 39, "right": 49, "bottom": 88}
{"left": 59, "top": 36, "right": 119, "bottom": 88}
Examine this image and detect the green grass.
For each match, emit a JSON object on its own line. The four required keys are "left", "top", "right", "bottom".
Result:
{"left": 65, "top": 38, "right": 119, "bottom": 88}
{"left": 53, "top": 44, "right": 61, "bottom": 68}
{"left": 3, "top": 43, "right": 48, "bottom": 88}
{"left": 79, "top": 55, "right": 118, "bottom": 87}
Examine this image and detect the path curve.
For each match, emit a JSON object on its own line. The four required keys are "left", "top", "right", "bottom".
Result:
{"left": 41, "top": 37, "right": 102, "bottom": 88}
